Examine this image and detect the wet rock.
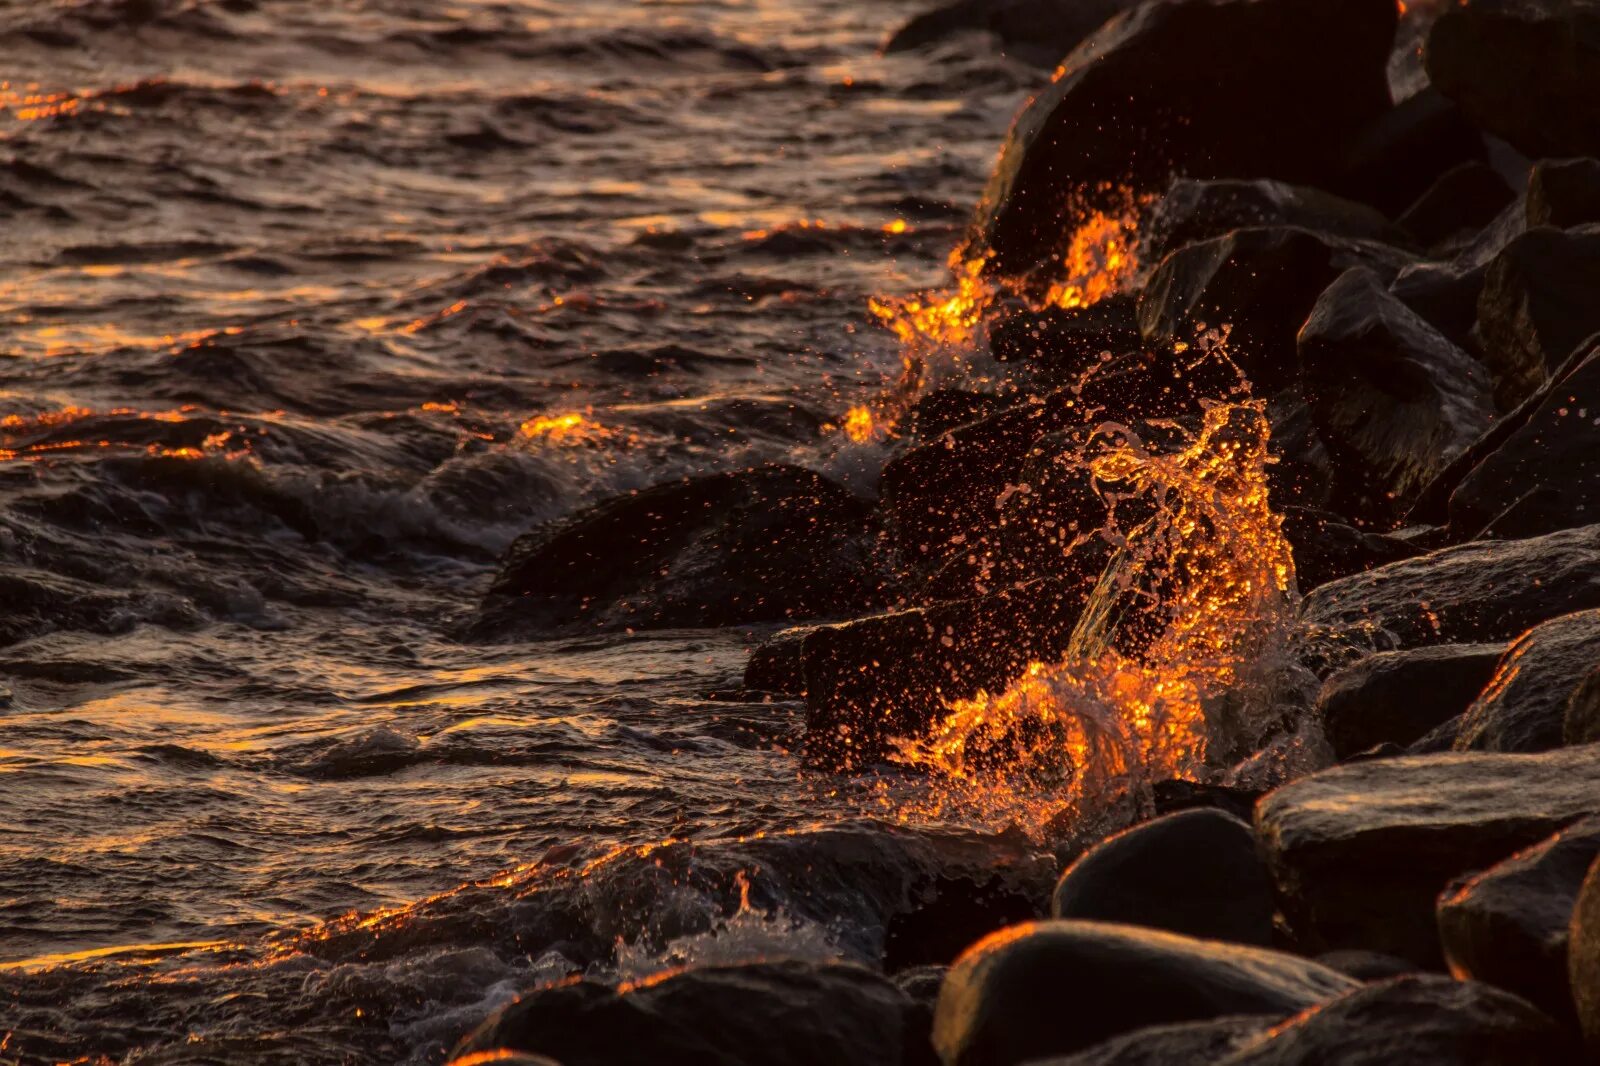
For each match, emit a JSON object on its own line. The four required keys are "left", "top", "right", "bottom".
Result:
{"left": 1050, "top": 808, "right": 1274, "bottom": 946}
{"left": 1570, "top": 665, "right": 1600, "bottom": 746}
{"left": 1389, "top": 259, "right": 1487, "bottom": 355}
{"left": 1447, "top": 344, "right": 1600, "bottom": 541}
{"left": 1143, "top": 178, "right": 1406, "bottom": 264}
{"left": 905, "top": 388, "right": 1005, "bottom": 442}
{"left": 801, "top": 577, "right": 1087, "bottom": 770}
{"left": 973, "top": 0, "right": 1396, "bottom": 275}
{"left": 1140, "top": 228, "right": 1409, "bottom": 396}
{"left": 1396, "top": 161, "right": 1516, "bottom": 251}
{"left": 1474, "top": 225, "right": 1600, "bottom": 409}
{"left": 883, "top": 0, "right": 1135, "bottom": 68}
{"left": 1527, "top": 156, "right": 1600, "bottom": 230}
{"left": 446, "top": 1055, "right": 559, "bottom": 1066}
{"left": 1438, "top": 816, "right": 1600, "bottom": 1023}
{"left": 1573, "top": 850, "right": 1600, "bottom": 1055}
{"left": 894, "top": 966, "right": 947, "bottom": 1066}
{"left": 1280, "top": 507, "right": 1420, "bottom": 593}
{"left": 1150, "top": 780, "right": 1264, "bottom": 823}
{"left": 1255, "top": 742, "right": 1600, "bottom": 963}
{"left": 451, "top": 960, "right": 917, "bottom": 1066}
{"left": 1299, "top": 523, "right": 1600, "bottom": 667}
{"left": 1026, "top": 1015, "right": 1274, "bottom": 1066}
{"left": 932, "top": 920, "right": 1355, "bottom": 1066}
{"left": 988, "top": 295, "right": 1139, "bottom": 378}
{"left": 467, "top": 465, "right": 887, "bottom": 639}
{"left": 1330, "top": 87, "right": 1490, "bottom": 218}
{"left": 1297, "top": 267, "right": 1493, "bottom": 522}
{"left": 1316, "top": 642, "right": 1506, "bottom": 760}
{"left": 1426, "top": 0, "right": 1600, "bottom": 160}
{"left": 1218, "top": 974, "right": 1573, "bottom": 1065}
{"left": 1455, "top": 609, "right": 1600, "bottom": 753}
{"left": 1313, "top": 950, "right": 1419, "bottom": 982}
{"left": 742, "top": 624, "right": 813, "bottom": 695}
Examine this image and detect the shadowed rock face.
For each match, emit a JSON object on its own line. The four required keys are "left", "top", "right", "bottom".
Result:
{"left": 932, "top": 920, "right": 1355, "bottom": 1066}
{"left": 1527, "top": 156, "right": 1600, "bottom": 229}
{"left": 1316, "top": 643, "right": 1505, "bottom": 760}
{"left": 1026, "top": 1015, "right": 1274, "bottom": 1066}
{"left": 1142, "top": 178, "right": 1405, "bottom": 265}
{"left": 1454, "top": 609, "right": 1600, "bottom": 753}
{"left": 971, "top": 0, "right": 1396, "bottom": 276}
{"left": 1255, "top": 742, "right": 1600, "bottom": 964}
{"left": 1574, "top": 852, "right": 1600, "bottom": 1056}
{"left": 1474, "top": 226, "right": 1600, "bottom": 411}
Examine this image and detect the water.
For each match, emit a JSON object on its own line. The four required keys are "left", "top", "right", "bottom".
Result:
{"left": 0, "top": 1, "right": 1052, "bottom": 1061}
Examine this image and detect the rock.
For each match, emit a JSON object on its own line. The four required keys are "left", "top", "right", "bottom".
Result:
{"left": 1313, "top": 950, "right": 1420, "bottom": 982}
{"left": 1296, "top": 267, "right": 1494, "bottom": 522}
{"left": 467, "top": 465, "right": 887, "bottom": 638}
{"left": 1050, "top": 808, "right": 1275, "bottom": 946}
{"left": 1426, "top": 0, "right": 1600, "bottom": 160}
{"left": 973, "top": 0, "right": 1397, "bottom": 276}
{"left": 1024, "top": 1015, "right": 1274, "bottom": 1066}
{"left": 931, "top": 920, "right": 1356, "bottom": 1066}
{"left": 451, "top": 960, "right": 917, "bottom": 1066}
{"left": 988, "top": 296, "right": 1139, "bottom": 380}
{"left": 1316, "top": 643, "right": 1506, "bottom": 760}
{"left": 1330, "top": 87, "right": 1490, "bottom": 218}
{"left": 1140, "top": 228, "right": 1410, "bottom": 397}
{"left": 1218, "top": 974, "right": 1573, "bottom": 1065}
{"left": 1455, "top": 609, "right": 1600, "bottom": 753}
{"left": 742, "top": 625, "right": 813, "bottom": 695}
{"left": 1150, "top": 780, "right": 1264, "bottom": 824}
{"left": 1299, "top": 523, "right": 1600, "bottom": 668}
{"left": 1143, "top": 178, "right": 1406, "bottom": 264}
{"left": 1255, "top": 742, "right": 1600, "bottom": 963}
{"left": 1447, "top": 343, "right": 1600, "bottom": 541}
{"left": 801, "top": 577, "right": 1088, "bottom": 770}
{"left": 1280, "top": 507, "right": 1420, "bottom": 593}
{"left": 906, "top": 389, "right": 1005, "bottom": 442}
{"left": 1475, "top": 225, "right": 1600, "bottom": 409}
{"left": 1438, "top": 816, "right": 1600, "bottom": 1023}
{"left": 1527, "top": 156, "right": 1600, "bottom": 230}
{"left": 1389, "top": 259, "right": 1487, "bottom": 355}
{"left": 446, "top": 1055, "right": 560, "bottom": 1066}
{"left": 1396, "top": 161, "right": 1516, "bottom": 251}
{"left": 883, "top": 0, "right": 1135, "bottom": 67}
{"left": 895, "top": 965, "right": 947, "bottom": 1066}
{"left": 1570, "top": 666, "right": 1600, "bottom": 746}
{"left": 1573, "top": 851, "right": 1600, "bottom": 1055}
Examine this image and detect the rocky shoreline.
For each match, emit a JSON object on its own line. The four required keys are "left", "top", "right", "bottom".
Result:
{"left": 451, "top": 0, "right": 1600, "bottom": 1061}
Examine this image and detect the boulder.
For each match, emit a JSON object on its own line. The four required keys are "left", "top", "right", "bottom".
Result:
{"left": 1426, "top": 0, "right": 1600, "bottom": 160}
{"left": 1217, "top": 974, "right": 1573, "bottom": 1065}
{"left": 450, "top": 960, "right": 917, "bottom": 1066}
{"left": 883, "top": 0, "right": 1136, "bottom": 67}
{"left": 1455, "top": 610, "right": 1600, "bottom": 753}
{"left": 1298, "top": 523, "right": 1600, "bottom": 669}
{"left": 931, "top": 920, "right": 1356, "bottom": 1066}
{"left": 1296, "top": 267, "right": 1493, "bottom": 522}
{"left": 1396, "top": 161, "right": 1516, "bottom": 251}
{"left": 1024, "top": 1015, "right": 1274, "bottom": 1066}
{"left": 1474, "top": 225, "right": 1600, "bottom": 409}
{"left": 1329, "top": 87, "right": 1489, "bottom": 218}
{"left": 1438, "top": 816, "right": 1600, "bottom": 1023}
{"left": 1573, "top": 851, "right": 1600, "bottom": 1055}
{"left": 906, "top": 388, "right": 1005, "bottom": 442}
{"left": 466, "top": 465, "right": 886, "bottom": 638}
{"left": 988, "top": 296, "right": 1139, "bottom": 380}
{"left": 1388, "top": 259, "right": 1486, "bottom": 356}
{"left": 972, "top": 0, "right": 1397, "bottom": 275}
{"left": 742, "top": 624, "right": 813, "bottom": 695}
{"left": 1313, "top": 950, "right": 1420, "bottom": 982}
{"left": 1143, "top": 178, "right": 1406, "bottom": 264}
{"left": 1316, "top": 643, "right": 1506, "bottom": 760}
{"left": 1447, "top": 344, "right": 1600, "bottom": 541}
{"left": 1570, "top": 666, "right": 1600, "bottom": 747}
{"left": 1050, "top": 808, "right": 1275, "bottom": 946}
{"left": 1527, "top": 156, "right": 1600, "bottom": 229}
{"left": 1255, "top": 742, "right": 1600, "bottom": 963}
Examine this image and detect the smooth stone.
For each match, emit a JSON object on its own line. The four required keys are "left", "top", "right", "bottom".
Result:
{"left": 1316, "top": 643, "right": 1506, "bottom": 761}
{"left": 1455, "top": 608, "right": 1600, "bottom": 753}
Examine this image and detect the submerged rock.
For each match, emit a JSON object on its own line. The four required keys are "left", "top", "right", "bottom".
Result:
{"left": 882, "top": 0, "right": 1134, "bottom": 67}
{"left": 451, "top": 960, "right": 917, "bottom": 1066}
{"left": 467, "top": 465, "right": 886, "bottom": 638}
{"left": 1296, "top": 267, "right": 1493, "bottom": 522}
{"left": 1050, "top": 808, "right": 1274, "bottom": 946}
{"left": 1255, "top": 742, "right": 1600, "bottom": 963}
{"left": 972, "top": 0, "right": 1396, "bottom": 275}
{"left": 1316, "top": 643, "right": 1505, "bottom": 761}
{"left": 931, "top": 920, "right": 1355, "bottom": 1066}
{"left": 1438, "top": 816, "right": 1600, "bottom": 1024}
{"left": 1455, "top": 609, "right": 1600, "bottom": 753}
{"left": 1474, "top": 225, "right": 1600, "bottom": 410}
{"left": 1573, "top": 851, "right": 1600, "bottom": 1055}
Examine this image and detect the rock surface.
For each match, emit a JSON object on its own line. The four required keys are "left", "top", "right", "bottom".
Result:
{"left": 1438, "top": 816, "right": 1600, "bottom": 1024}
{"left": 883, "top": 0, "right": 1135, "bottom": 67}
{"left": 1316, "top": 643, "right": 1505, "bottom": 760}
{"left": 1573, "top": 851, "right": 1600, "bottom": 1056}
{"left": 1256, "top": 742, "right": 1600, "bottom": 963}
{"left": 932, "top": 920, "right": 1355, "bottom": 1066}
{"left": 1026, "top": 1015, "right": 1273, "bottom": 1066}
{"left": 1396, "top": 161, "right": 1516, "bottom": 251}
{"left": 1570, "top": 665, "right": 1600, "bottom": 747}
{"left": 1527, "top": 156, "right": 1600, "bottom": 230}
{"left": 1050, "top": 808, "right": 1274, "bottom": 947}
{"left": 1455, "top": 609, "right": 1600, "bottom": 753}
{"left": 1144, "top": 178, "right": 1404, "bottom": 264}
{"left": 1474, "top": 225, "right": 1600, "bottom": 409}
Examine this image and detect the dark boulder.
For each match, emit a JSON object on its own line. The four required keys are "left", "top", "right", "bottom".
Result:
{"left": 988, "top": 296, "right": 1139, "bottom": 380}
{"left": 1050, "top": 808, "right": 1275, "bottom": 946}
{"left": 1455, "top": 609, "right": 1600, "bottom": 753}
{"left": 883, "top": 0, "right": 1135, "bottom": 67}
{"left": 1255, "top": 742, "right": 1600, "bottom": 963}
{"left": 451, "top": 960, "right": 917, "bottom": 1066}
{"left": 1426, "top": 0, "right": 1600, "bottom": 160}
{"left": 930, "top": 920, "right": 1355, "bottom": 1066}
{"left": 1313, "top": 950, "right": 1420, "bottom": 982}
{"left": 1474, "top": 225, "right": 1600, "bottom": 409}
{"left": 1316, "top": 642, "right": 1506, "bottom": 760}
{"left": 467, "top": 465, "right": 887, "bottom": 639}
{"left": 742, "top": 624, "right": 814, "bottom": 695}
{"left": 1024, "top": 1015, "right": 1273, "bottom": 1065}
{"left": 1143, "top": 178, "right": 1406, "bottom": 264}
{"left": 1438, "top": 816, "right": 1600, "bottom": 1024}
{"left": 1573, "top": 851, "right": 1600, "bottom": 1056}
{"left": 1218, "top": 974, "right": 1573, "bottom": 1065}
{"left": 1570, "top": 665, "right": 1600, "bottom": 747}
{"left": 1299, "top": 523, "right": 1600, "bottom": 670}
{"left": 906, "top": 388, "right": 1005, "bottom": 442}
{"left": 1527, "top": 156, "right": 1600, "bottom": 229}
{"left": 972, "top": 0, "right": 1397, "bottom": 276}
{"left": 1396, "top": 161, "right": 1516, "bottom": 251}
{"left": 1330, "top": 87, "right": 1489, "bottom": 218}
{"left": 1447, "top": 344, "right": 1600, "bottom": 541}
{"left": 1296, "top": 267, "right": 1493, "bottom": 522}
{"left": 1282, "top": 508, "right": 1421, "bottom": 592}
{"left": 1389, "top": 259, "right": 1487, "bottom": 356}
{"left": 1140, "top": 228, "right": 1410, "bottom": 397}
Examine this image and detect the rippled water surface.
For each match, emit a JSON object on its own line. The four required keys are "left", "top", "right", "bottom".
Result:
{"left": 0, "top": 1, "right": 1042, "bottom": 1060}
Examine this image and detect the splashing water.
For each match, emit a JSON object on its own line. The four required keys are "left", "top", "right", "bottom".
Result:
{"left": 1043, "top": 196, "right": 1149, "bottom": 311}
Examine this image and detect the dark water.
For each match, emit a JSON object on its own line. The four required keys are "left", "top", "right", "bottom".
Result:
{"left": 0, "top": 1, "right": 1044, "bottom": 1061}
